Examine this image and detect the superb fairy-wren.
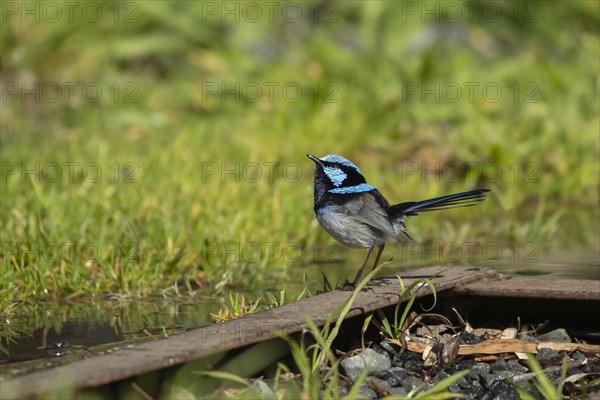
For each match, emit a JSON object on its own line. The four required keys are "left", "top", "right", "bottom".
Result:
{"left": 307, "top": 154, "right": 490, "bottom": 286}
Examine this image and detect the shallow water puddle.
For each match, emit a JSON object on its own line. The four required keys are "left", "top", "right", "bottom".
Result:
{"left": 1, "top": 299, "right": 219, "bottom": 375}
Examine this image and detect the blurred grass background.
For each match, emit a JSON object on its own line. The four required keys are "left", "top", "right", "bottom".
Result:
{"left": 1, "top": 1, "right": 599, "bottom": 312}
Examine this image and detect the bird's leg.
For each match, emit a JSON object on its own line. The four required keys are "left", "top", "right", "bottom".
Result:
{"left": 353, "top": 247, "right": 373, "bottom": 287}
{"left": 371, "top": 244, "right": 385, "bottom": 272}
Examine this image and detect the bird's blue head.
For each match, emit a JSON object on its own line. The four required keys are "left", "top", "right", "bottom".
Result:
{"left": 307, "top": 154, "right": 376, "bottom": 206}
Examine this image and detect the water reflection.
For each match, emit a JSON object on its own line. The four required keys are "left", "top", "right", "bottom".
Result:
{"left": 0, "top": 300, "right": 218, "bottom": 371}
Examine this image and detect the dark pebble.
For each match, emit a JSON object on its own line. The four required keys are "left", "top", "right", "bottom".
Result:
{"left": 434, "top": 370, "right": 463, "bottom": 393}
{"left": 582, "top": 362, "right": 600, "bottom": 374}
{"left": 482, "top": 379, "right": 519, "bottom": 400}
{"left": 433, "top": 370, "right": 450, "bottom": 382}
{"left": 537, "top": 328, "right": 571, "bottom": 343}
{"left": 401, "top": 376, "right": 428, "bottom": 393}
{"left": 457, "top": 374, "right": 474, "bottom": 389}
{"left": 451, "top": 359, "right": 475, "bottom": 374}
{"left": 388, "top": 386, "right": 408, "bottom": 397}
{"left": 481, "top": 372, "right": 500, "bottom": 387}
{"left": 385, "top": 367, "right": 408, "bottom": 387}
{"left": 428, "top": 366, "right": 441, "bottom": 377}
{"left": 460, "top": 331, "right": 485, "bottom": 344}
{"left": 490, "top": 358, "right": 507, "bottom": 372}
{"left": 517, "top": 333, "right": 539, "bottom": 342}
{"left": 468, "top": 363, "right": 491, "bottom": 380}
{"left": 513, "top": 377, "right": 533, "bottom": 392}
{"left": 506, "top": 359, "right": 528, "bottom": 373}
{"left": 393, "top": 351, "right": 423, "bottom": 374}
{"left": 379, "top": 341, "right": 402, "bottom": 359}
{"left": 544, "top": 368, "right": 563, "bottom": 382}
{"left": 365, "top": 376, "right": 394, "bottom": 393}
{"left": 374, "top": 344, "right": 391, "bottom": 359}
{"left": 462, "top": 382, "right": 486, "bottom": 399}
{"left": 357, "top": 385, "right": 377, "bottom": 399}
{"left": 536, "top": 348, "right": 561, "bottom": 365}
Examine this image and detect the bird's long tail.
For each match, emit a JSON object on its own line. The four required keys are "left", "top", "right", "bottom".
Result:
{"left": 389, "top": 189, "right": 490, "bottom": 219}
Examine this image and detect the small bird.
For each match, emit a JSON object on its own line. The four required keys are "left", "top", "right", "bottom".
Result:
{"left": 307, "top": 154, "right": 490, "bottom": 286}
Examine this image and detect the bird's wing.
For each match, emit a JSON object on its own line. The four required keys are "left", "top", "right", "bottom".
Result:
{"left": 344, "top": 193, "right": 399, "bottom": 241}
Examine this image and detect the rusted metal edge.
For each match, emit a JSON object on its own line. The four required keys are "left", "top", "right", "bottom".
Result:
{"left": 449, "top": 275, "right": 600, "bottom": 301}
{"left": 1, "top": 266, "right": 498, "bottom": 399}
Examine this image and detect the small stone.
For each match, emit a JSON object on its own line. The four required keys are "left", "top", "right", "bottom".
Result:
{"left": 388, "top": 386, "right": 408, "bottom": 396}
{"left": 544, "top": 368, "right": 563, "bottom": 382}
{"left": 365, "top": 376, "right": 393, "bottom": 394}
{"left": 536, "top": 348, "right": 561, "bottom": 365}
{"left": 385, "top": 367, "right": 408, "bottom": 387}
{"left": 482, "top": 378, "right": 519, "bottom": 400}
{"left": 401, "top": 376, "right": 428, "bottom": 393}
{"left": 373, "top": 344, "right": 391, "bottom": 359}
{"left": 460, "top": 331, "right": 485, "bottom": 345}
{"left": 434, "top": 370, "right": 450, "bottom": 382}
{"left": 537, "top": 328, "right": 571, "bottom": 343}
{"left": 379, "top": 341, "right": 402, "bottom": 359}
{"left": 468, "top": 363, "right": 491, "bottom": 380}
{"left": 434, "top": 371, "right": 461, "bottom": 393}
{"left": 517, "top": 333, "right": 539, "bottom": 342}
{"left": 462, "top": 383, "right": 485, "bottom": 399}
{"left": 490, "top": 358, "right": 507, "bottom": 372}
{"left": 505, "top": 360, "right": 528, "bottom": 373}
{"left": 572, "top": 351, "right": 586, "bottom": 361}
{"left": 513, "top": 378, "right": 533, "bottom": 392}
{"left": 394, "top": 351, "right": 423, "bottom": 373}
{"left": 454, "top": 359, "right": 475, "bottom": 372}
{"left": 457, "top": 374, "right": 474, "bottom": 389}
{"left": 489, "top": 369, "right": 522, "bottom": 387}
{"left": 582, "top": 362, "right": 600, "bottom": 374}
{"left": 480, "top": 372, "right": 499, "bottom": 387}
{"left": 341, "top": 348, "right": 392, "bottom": 382}
{"left": 357, "top": 385, "right": 377, "bottom": 399}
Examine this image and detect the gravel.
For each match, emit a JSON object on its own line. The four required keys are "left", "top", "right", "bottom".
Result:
{"left": 400, "top": 375, "right": 428, "bottom": 392}
{"left": 341, "top": 348, "right": 391, "bottom": 382}
{"left": 536, "top": 347, "right": 562, "bottom": 364}
{"left": 381, "top": 367, "right": 407, "bottom": 386}
{"left": 537, "top": 328, "right": 571, "bottom": 343}
{"left": 244, "top": 323, "right": 599, "bottom": 399}
{"left": 332, "top": 330, "right": 600, "bottom": 398}
{"left": 482, "top": 379, "right": 519, "bottom": 400}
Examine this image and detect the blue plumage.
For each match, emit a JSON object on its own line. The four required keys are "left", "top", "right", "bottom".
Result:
{"left": 307, "top": 154, "right": 490, "bottom": 286}
{"left": 329, "top": 183, "right": 376, "bottom": 194}
{"left": 323, "top": 166, "right": 347, "bottom": 187}
{"left": 320, "top": 154, "right": 362, "bottom": 172}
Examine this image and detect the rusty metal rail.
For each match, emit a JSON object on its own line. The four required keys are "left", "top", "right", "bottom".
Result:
{"left": 2, "top": 266, "right": 598, "bottom": 399}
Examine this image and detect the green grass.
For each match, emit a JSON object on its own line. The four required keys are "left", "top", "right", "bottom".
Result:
{"left": 1, "top": 1, "right": 599, "bottom": 312}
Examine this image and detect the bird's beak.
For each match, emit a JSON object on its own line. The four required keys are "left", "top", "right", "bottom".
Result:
{"left": 307, "top": 154, "right": 323, "bottom": 166}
